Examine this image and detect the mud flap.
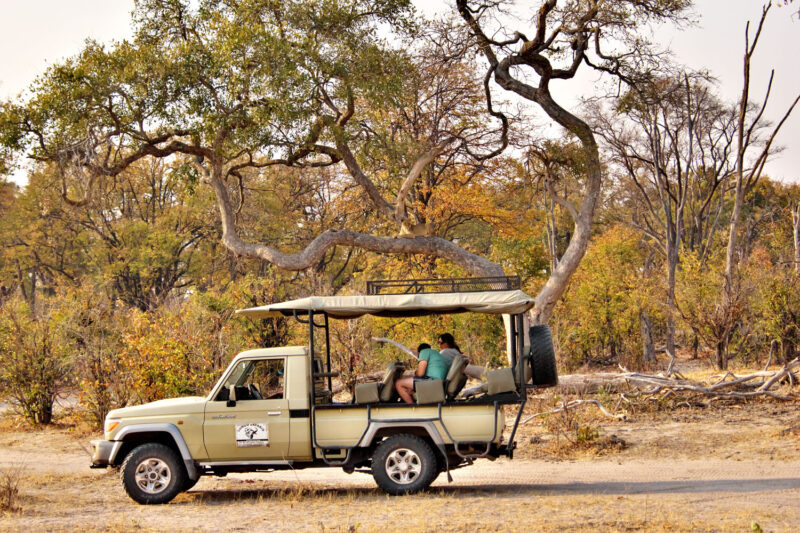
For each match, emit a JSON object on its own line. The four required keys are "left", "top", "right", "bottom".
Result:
{"left": 433, "top": 441, "right": 453, "bottom": 482}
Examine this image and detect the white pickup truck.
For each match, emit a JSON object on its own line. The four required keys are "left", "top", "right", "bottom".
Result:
{"left": 90, "top": 277, "right": 557, "bottom": 504}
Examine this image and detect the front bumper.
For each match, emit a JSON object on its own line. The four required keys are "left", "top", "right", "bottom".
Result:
{"left": 90, "top": 439, "right": 121, "bottom": 468}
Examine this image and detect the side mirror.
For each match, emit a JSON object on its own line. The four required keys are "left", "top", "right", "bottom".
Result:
{"left": 226, "top": 385, "right": 237, "bottom": 407}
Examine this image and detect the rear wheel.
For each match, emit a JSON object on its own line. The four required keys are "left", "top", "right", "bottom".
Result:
{"left": 529, "top": 325, "right": 558, "bottom": 387}
{"left": 121, "top": 443, "right": 185, "bottom": 504}
{"left": 372, "top": 434, "right": 437, "bottom": 495}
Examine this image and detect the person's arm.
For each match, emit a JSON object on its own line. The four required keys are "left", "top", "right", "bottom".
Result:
{"left": 415, "top": 360, "right": 428, "bottom": 378}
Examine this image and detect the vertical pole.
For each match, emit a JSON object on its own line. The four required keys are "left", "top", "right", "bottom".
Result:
{"left": 509, "top": 314, "right": 518, "bottom": 373}
{"left": 307, "top": 310, "right": 316, "bottom": 458}
{"left": 308, "top": 310, "right": 315, "bottom": 408}
{"left": 516, "top": 314, "right": 525, "bottom": 391}
{"left": 324, "top": 313, "right": 332, "bottom": 392}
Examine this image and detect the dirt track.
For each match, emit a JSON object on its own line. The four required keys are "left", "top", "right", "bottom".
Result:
{"left": 2, "top": 430, "right": 800, "bottom": 532}
{"left": 1, "top": 397, "right": 799, "bottom": 531}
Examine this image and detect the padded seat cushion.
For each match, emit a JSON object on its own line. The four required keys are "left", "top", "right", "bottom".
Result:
{"left": 415, "top": 379, "right": 445, "bottom": 404}
{"left": 379, "top": 361, "right": 405, "bottom": 402}
{"left": 487, "top": 367, "right": 516, "bottom": 395}
{"left": 354, "top": 382, "right": 380, "bottom": 404}
{"left": 445, "top": 354, "right": 468, "bottom": 398}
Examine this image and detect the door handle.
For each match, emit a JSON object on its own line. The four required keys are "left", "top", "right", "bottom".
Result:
{"left": 267, "top": 411, "right": 281, "bottom": 416}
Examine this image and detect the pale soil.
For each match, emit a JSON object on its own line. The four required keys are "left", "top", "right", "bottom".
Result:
{"left": 1, "top": 399, "right": 799, "bottom": 532}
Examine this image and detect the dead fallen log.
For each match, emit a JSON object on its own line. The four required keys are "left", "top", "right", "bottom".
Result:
{"left": 555, "top": 358, "right": 799, "bottom": 397}
{"left": 519, "top": 359, "right": 799, "bottom": 425}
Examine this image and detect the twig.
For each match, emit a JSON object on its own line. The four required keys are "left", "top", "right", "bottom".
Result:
{"left": 764, "top": 340, "right": 778, "bottom": 371}
{"left": 520, "top": 399, "right": 627, "bottom": 425}
{"left": 757, "top": 357, "right": 800, "bottom": 392}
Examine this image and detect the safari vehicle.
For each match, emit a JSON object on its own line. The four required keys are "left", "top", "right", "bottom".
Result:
{"left": 90, "top": 277, "right": 557, "bottom": 504}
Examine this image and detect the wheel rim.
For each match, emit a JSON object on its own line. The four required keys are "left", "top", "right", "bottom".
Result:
{"left": 385, "top": 448, "right": 422, "bottom": 485}
{"left": 134, "top": 457, "right": 172, "bottom": 494}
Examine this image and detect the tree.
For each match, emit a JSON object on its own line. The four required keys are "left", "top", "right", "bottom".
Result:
{"left": 456, "top": 0, "right": 691, "bottom": 324}
{"left": 593, "top": 75, "right": 738, "bottom": 367}
{"left": 726, "top": 2, "right": 799, "bottom": 287}
{"left": 0, "top": 0, "right": 506, "bottom": 283}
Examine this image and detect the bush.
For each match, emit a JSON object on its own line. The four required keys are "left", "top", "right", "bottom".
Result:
{"left": 555, "top": 226, "right": 657, "bottom": 370}
{"left": 0, "top": 299, "right": 71, "bottom": 425}
{"left": 0, "top": 465, "right": 23, "bottom": 512}
{"left": 62, "top": 289, "right": 130, "bottom": 428}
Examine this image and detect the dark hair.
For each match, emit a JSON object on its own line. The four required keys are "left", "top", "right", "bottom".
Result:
{"left": 437, "top": 333, "right": 459, "bottom": 351}
{"left": 417, "top": 343, "right": 431, "bottom": 353}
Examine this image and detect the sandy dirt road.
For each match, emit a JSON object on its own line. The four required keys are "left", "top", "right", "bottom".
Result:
{"left": 1, "top": 429, "right": 799, "bottom": 532}
{"left": 1, "top": 398, "right": 799, "bottom": 531}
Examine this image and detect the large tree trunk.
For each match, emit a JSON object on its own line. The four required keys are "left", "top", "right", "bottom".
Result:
{"left": 641, "top": 311, "right": 656, "bottom": 364}
{"left": 517, "top": 92, "right": 602, "bottom": 326}
{"left": 716, "top": 339, "right": 728, "bottom": 371}
{"left": 665, "top": 238, "right": 678, "bottom": 363}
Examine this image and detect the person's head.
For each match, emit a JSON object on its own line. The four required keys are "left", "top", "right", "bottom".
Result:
{"left": 417, "top": 343, "right": 431, "bottom": 353}
{"left": 437, "top": 333, "right": 456, "bottom": 350}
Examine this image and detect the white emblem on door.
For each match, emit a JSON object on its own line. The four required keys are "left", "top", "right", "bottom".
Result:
{"left": 235, "top": 423, "right": 269, "bottom": 447}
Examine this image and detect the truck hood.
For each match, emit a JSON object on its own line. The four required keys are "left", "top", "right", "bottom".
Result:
{"left": 108, "top": 396, "right": 206, "bottom": 419}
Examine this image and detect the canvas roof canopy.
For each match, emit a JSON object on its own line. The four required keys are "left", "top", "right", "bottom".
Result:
{"left": 235, "top": 290, "right": 535, "bottom": 319}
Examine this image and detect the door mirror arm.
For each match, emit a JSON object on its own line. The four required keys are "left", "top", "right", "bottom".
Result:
{"left": 226, "top": 385, "right": 237, "bottom": 407}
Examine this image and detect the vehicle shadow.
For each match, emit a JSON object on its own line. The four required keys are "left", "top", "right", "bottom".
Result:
{"left": 182, "top": 476, "right": 800, "bottom": 504}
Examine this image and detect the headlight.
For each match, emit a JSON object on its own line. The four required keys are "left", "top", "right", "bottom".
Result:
{"left": 104, "top": 419, "right": 120, "bottom": 434}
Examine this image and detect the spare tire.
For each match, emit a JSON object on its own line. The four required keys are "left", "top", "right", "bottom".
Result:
{"left": 529, "top": 325, "right": 558, "bottom": 387}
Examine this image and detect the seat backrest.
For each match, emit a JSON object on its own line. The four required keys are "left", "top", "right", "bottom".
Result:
{"left": 445, "top": 354, "right": 468, "bottom": 399}
{"left": 379, "top": 361, "right": 404, "bottom": 402}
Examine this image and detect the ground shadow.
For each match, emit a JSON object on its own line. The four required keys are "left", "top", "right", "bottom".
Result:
{"left": 180, "top": 476, "right": 800, "bottom": 504}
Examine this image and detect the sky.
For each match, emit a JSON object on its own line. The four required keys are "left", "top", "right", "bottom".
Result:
{"left": 1, "top": 0, "right": 798, "bottom": 184}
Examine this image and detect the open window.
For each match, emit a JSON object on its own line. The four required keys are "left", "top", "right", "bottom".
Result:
{"left": 215, "top": 358, "right": 285, "bottom": 401}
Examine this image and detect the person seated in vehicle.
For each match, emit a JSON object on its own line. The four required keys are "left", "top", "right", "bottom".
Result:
{"left": 395, "top": 340, "right": 454, "bottom": 404}
{"left": 436, "top": 332, "right": 462, "bottom": 366}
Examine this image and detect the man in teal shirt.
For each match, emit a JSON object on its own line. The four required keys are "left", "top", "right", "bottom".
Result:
{"left": 418, "top": 344, "right": 449, "bottom": 380}
{"left": 395, "top": 343, "right": 452, "bottom": 403}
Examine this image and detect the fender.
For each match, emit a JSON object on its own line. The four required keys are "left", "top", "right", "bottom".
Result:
{"left": 357, "top": 421, "right": 452, "bottom": 481}
{"left": 112, "top": 423, "right": 199, "bottom": 480}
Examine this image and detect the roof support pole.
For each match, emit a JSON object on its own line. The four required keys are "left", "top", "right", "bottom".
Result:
{"left": 516, "top": 313, "right": 525, "bottom": 393}
{"left": 509, "top": 314, "right": 518, "bottom": 374}
{"left": 324, "top": 313, "right": 332, "bottom": 391}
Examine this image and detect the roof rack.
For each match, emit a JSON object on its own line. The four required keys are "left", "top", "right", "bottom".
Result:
{"left": 366, "top": 276, "right": 520, "bottom": 295}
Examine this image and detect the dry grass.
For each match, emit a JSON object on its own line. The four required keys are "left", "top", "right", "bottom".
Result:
{"left": 1, "top": 468, "right": 794, "bottom": 533}
{"left": 2, "top": 371, "right": 800, "bottom": 532}
{"left": 0, "top": 465, "right": 23, "bottom": 513}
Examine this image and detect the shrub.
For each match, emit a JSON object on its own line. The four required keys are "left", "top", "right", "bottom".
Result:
{"left": 0, "top": 299, "right": 71, "bottom": 425}
{"left": 0, "top": 465, "right": 23, "bottom": 512}
{"left": 62, "top": 289, "right": 130, "bottom": 428}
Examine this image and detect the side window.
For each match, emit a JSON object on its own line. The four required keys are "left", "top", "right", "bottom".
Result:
{"left": 215, "top": 358, "right": 285, "bottom": 401}
{"left": 245, "top": 359, "right": 285, "bottom": 400}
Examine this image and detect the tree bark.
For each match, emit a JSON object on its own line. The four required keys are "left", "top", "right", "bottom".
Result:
{"left": 641, "top": 310, "right": 656, "bottom": 364}
{"left": 457, "top": 1, "right": 602, "bottom": 326}
{"left": 489, "top": 71, "right": 601, "bottom": 326}
{"left": 792, "top": 202, "right": 800, "bottom": 275}
{"left": 207, "top": 167, "right": 504, "bottom": 277}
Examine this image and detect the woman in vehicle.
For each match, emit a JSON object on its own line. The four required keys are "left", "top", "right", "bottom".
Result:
{"left": 395, "top": 334, "right": 459, "bottom": 404}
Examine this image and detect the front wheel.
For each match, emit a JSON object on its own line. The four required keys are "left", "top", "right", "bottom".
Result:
{"left": 372, "top": 434, "right": 438, "bottom": 495}
{"left": 120, "top": 443, "right": 186, "bottom": 504}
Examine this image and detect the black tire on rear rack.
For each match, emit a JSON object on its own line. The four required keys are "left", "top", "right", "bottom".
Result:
{"left": 529, "top": 325, "right": 558, "bottom": 387}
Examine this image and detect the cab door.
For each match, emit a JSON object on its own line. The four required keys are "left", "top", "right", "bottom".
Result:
{"left": 203, "top": 357, "right": 291, "bottom": 461}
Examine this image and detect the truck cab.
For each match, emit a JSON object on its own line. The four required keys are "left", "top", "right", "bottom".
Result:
{"left": 90, "top": 277, "right": 557, "bottom": 504}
